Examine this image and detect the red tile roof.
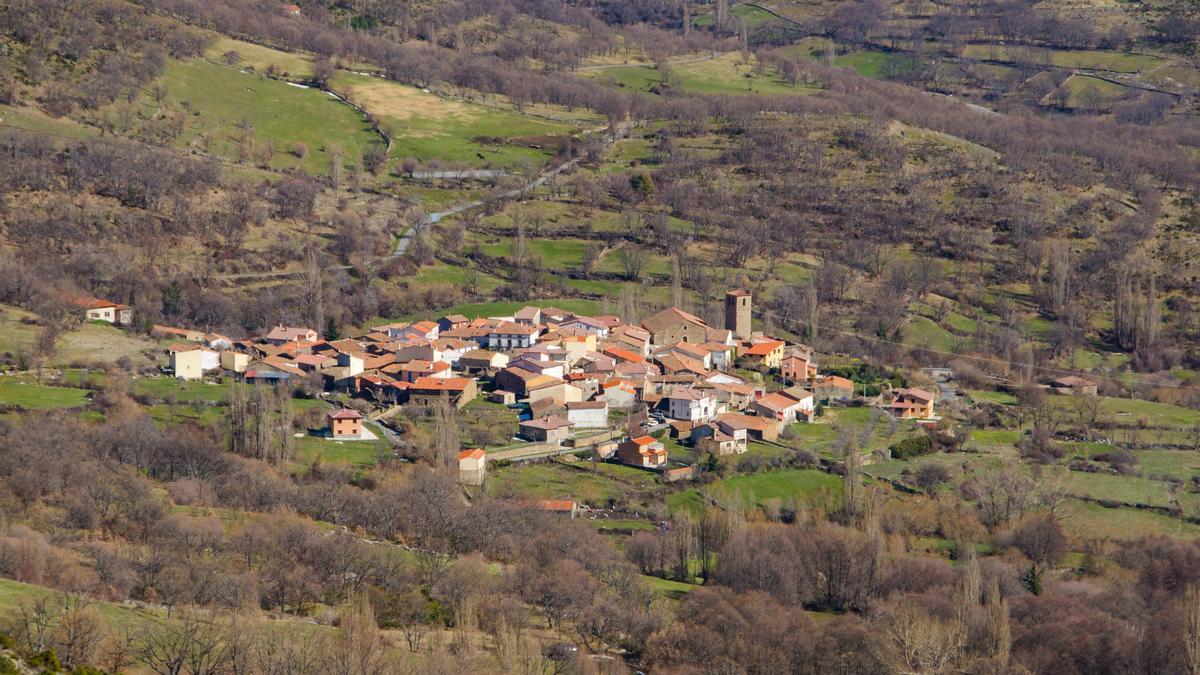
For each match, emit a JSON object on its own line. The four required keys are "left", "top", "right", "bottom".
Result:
{"left": 458, "top": 448, "right": 486, "bottom": 461}
{"left": 328, "top": 408, "right": 362, "bottom": 420}
{"left": 411, "top": 377, "right": 473, "bottom": 391}
{"left": 520, "top": 416, "right": 572, "bottom": 430}
{"left": 743, "top": 340, "right": 785, "bottom": 356}
{"left": 603, "top": 347, "right": 645, "bottom": 364}
{"left": 756, "top": 392, "right": 799, "bottom": 412}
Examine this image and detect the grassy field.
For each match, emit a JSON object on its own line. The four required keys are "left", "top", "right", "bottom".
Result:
{"left": 131, "top": 378, "right": 231, "bottom": 403}
{"left": 469, "top": 236, "right": 596, "bottom": 269}
{"left": 154, "top": 58, "right": 379, "bottom": 174}
{"left": 408, "top": 263, "right": 506, "bottom": 293}
{"left": 331, "top": 72, "right": 579, "bottom": 168}
{"left": 969, "top": 429, "right": 1021, "bottom": 447}
{"left": 381, "top": 298, "right": 602, "bottom": 324}
{"left": 833, "top": 50, "right": 920, "bottom": 78}
{"left": 782, "top": 406, "right": 917, "bottom": 458}
{"left": 669, "top": 468, "right": 842, "bottom": 515}
{"left": 1060, "top": 499, "right": 1200, "bottom": 540}
{"left": 204, "top": 36, "right": 313, "bottom": 79}
{"left": 294, "top": 423, "right": 388, "bottom": 468}
{"left": 0, "top": 578, "right": 167, "bottom": 630}
{"left": 146, "top": 402, "right": 225, "bottom": 427}
{"left": 589, "top": 518, "right": 657, "bottom": 532}
{"left": 0, "top": 305, "right": 164, "bottom": 367}
{"left": 642, "top": 575, "right": 696, "bottom": 600}
{"left": 584, "top": 53, "right": 811, "bottom": 96}
{"left": 488, "top": 461, "right": 654, "bottom": 506}
{"left": 865, "top": 450, "right": 1003, "bottom": 483}
{"left": 1051, "top": 396, "right": 1200, "bottom": 429}
{"left": 961, "top": 45, "right": 1164, "bottom": 73}
{"left": 0, "top": 380, "right": 90, "bottom": 409}
{"left": 1136, "top": 450, "right": 1200, "bottom": 481}
{"left": 1057, "top": 468, "right": 1193, "bottom": 510}
{"left": 969, "top": 390, "right": 1018, "bottom": 405}
{"left": 692, "top": 3, "right": 781, "bottom": 29}
{"left": 0, "top": 103, "right": 97, "bottom": 140}
{"left": 1060, "top": 75, "right": 1129, "bottom": 109}
{"left": 904, "top": 316, "right": 962, "bottom": 353}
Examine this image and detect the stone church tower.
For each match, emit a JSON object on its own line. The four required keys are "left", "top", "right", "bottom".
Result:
{"left": 725, "top": 289, "right": 752, "bottom": 340}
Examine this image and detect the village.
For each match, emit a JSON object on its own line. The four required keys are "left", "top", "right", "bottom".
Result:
{"left": 59, "top": 289, "right": 988, "bottom": 493}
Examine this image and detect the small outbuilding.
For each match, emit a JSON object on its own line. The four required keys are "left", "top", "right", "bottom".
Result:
{"left": 1049, "top": 376, "right": 1098, "bottom": 397}
{"left": 458, "top": 448, "right": 487, "bottom": 486}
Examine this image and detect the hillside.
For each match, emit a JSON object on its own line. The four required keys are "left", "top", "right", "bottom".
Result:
{"left": 2, "top": 0, "right": 1200, "bottom": 672}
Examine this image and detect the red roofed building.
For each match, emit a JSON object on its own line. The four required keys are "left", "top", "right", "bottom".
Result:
{"left": 814, "top": 375, "right": 856, "bottom": 402}
{"left": 265, "top": 325, "right": 318, "bottom": 345}
{"left": 781, "top": 350, "right": 818, "bottom": 382}
{"left": 641, "top": 307, "right": 710, "bottom": 346}
{"left": 407, "top": 376, "right": 478, "bottom": 408}
{"left": 740, "top": 339, "right": 786, "bottom": 369}
{"left": 617, "top": 435, "right": 667, "bottom": 468}
{"left": 603, "top": 346, "right": 646, "bottom": 364}
{"left": 70, "top": 295, "right": 132, "bottom": 325}
{"left": 535, "top": 500, "right": 580, "bottom": 518}
{"left": 888, "top": 388, "right": 936, "bottom": 419}
{"left": 518, "top": 416, "right": 573, "bottom": 443}
{"left": 753, "top": 391, "right": 810, "bottom": 425}
{"left": 601, "top": 379, "right": 638, "bottom": 409}
{"left": 458, "top": 448, "right": 487, "bottom": 486}
{"left": 328, "top": 408, "right": 362, "bottom": 439}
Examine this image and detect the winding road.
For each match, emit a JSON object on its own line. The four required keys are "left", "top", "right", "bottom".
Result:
{"left": 392, "top": 121, "right": 630, "bottom": 257}
{"left": 218, "top": 121, "right": 632, "bottom": 281}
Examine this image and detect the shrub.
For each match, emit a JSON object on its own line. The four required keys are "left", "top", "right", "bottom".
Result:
{"left": 27, "top": 650, "right": 60, "bottom": 672}
{"left": 890, "top": 435, "right": 934, "bottom": 460}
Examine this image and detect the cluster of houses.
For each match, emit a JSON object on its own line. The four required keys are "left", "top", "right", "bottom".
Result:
{"left": 142, "top": 290, "right": 940, "bottom": 480}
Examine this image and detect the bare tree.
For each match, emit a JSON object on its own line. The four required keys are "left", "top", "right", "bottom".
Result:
{"left": 619, "top": 246, "right": 647, "bottom": 281}
{"left": 139, "top": 612, "right": 229, "bottom": 675}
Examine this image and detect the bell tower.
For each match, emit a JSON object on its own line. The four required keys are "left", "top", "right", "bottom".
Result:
{"left": 725, "top": 289, "right": 751, "bottom": 340}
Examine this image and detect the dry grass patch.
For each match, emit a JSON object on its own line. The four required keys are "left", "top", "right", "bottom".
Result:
{"left": 338, "top": 78, "right": 478, "bottom": 123}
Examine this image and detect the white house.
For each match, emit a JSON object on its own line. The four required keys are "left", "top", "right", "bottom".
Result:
{"left": 387, "top": 321, "right": 439, "bottom": 342}
{"left": 665, "top": 386, "right": 717, "bottom": 423}
{"left": 691, "top": 423, "right": 748, "bottom": 455}
{"left": 559, "top": 316, "right": 610, "bottom": 338}
{"left": 169, "top": 346, "right": 219, "bottom": 380}
{"left": 337, "top": 351, "right": 366, "bottom": 377}
{"left": 753, "top": 388, "right": 814, "bottom": 425}
{"left": 566, "top": 400, "right": 609, "bottom": 429}
{"left": 485, "top": 322, "right": 540, "bottom": 349}
{"left": 219, "top": 351, "right": 250, "bottom": 373}
{"left": 601, "top": 380, "right": 638, "bottom": 409}
{"left": 72, "top": 296, "right": 132, "bottom": 325}
{"left": 204, "top": 333, "right": 234, "bottom": 350}
{"left": 510, "top": 356, "right": 565, "bottom": 379}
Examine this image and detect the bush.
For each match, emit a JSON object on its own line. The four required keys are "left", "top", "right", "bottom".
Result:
{"left": 890, "top": 435, "right": 934, "bottom": 460}
{"left": 27, "top": 650, "right": 60, "bottom": 672}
